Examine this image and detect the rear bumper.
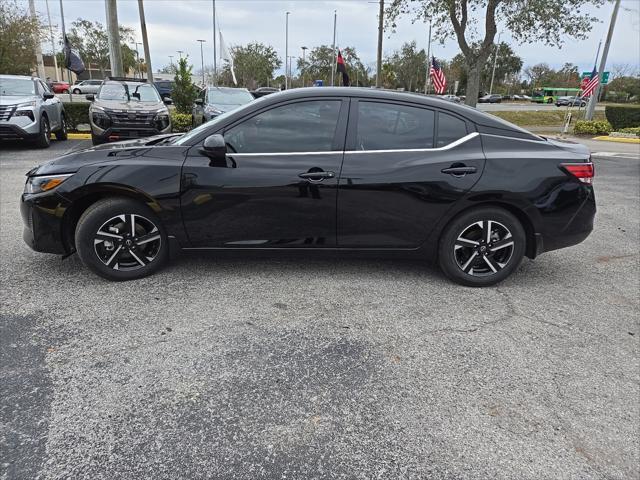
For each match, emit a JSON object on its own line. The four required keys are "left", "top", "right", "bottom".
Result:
{"left": 539, "top": 188, "right": 596, "bottom": 254}
{"left": 20, "top": 192, "right": 70, "bottom": 255}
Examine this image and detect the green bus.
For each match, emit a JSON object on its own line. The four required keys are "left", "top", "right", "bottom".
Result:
{"left": 531, "top": 87, "right": 582, "bottom": 104}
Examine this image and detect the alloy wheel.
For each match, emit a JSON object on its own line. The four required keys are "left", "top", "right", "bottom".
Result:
{"left": 93, "top": 214, "right": 161, "bottom": 271}
{"left": 454, "top": 220, "right": 515, "bottom": 277}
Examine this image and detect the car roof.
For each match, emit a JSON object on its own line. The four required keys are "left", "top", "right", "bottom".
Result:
{"left": 206, "top": 86, "right": 251, "bottom": 92}
{"left": 0, "top": 74, "right": 38, "bottom": 81}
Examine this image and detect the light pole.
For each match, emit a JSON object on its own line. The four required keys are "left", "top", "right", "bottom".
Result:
{"left": 301, "top": 46, "right": 308, "bottom": 87}
{"left": 135, "top": 42, "right": 143, "bottom": 78}
{"left": 197, "top": 39, "right": 206, "bottom": 86}
{"left": 489, "top": 32, "right": 502, "bottom": 95}
{"left": 285, "top": 11, "right": 290, "bottom": 89}
{"left": 376, "top": 0, "right": 383, "bottom": 88}
{"left": 288, "top": 56, "right": 296, "bottom": 87}
{"left": 169, "top": 55, "right": 174, "bottom": 71}
{"left": 177, "top": 50, "right": 184, "bottom": 60}
{"left": 331, "top": 10, "right": 337, "bottom": 86}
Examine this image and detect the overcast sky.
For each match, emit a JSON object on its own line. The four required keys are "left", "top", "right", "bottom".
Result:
{"left": 29, "top": 0, "right": 640, "bottom": 76}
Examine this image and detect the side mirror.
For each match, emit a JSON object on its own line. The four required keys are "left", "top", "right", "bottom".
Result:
{"left": 43, "top": 92, "right": 55, "bottom": 100}
{"left": 86, "top": 94, "right": 95, "bottom": 101}
{"left": 163, "top": 97, "right": 173, "bottom": 105}
{"left": 199, "top": 134, "right": 227, "bottom": 162}
{"left": 194, "top": 98, "right": 204, "bottom": 106}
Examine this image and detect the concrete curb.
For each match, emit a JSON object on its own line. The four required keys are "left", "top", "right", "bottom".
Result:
{"left": 592, "top": 136, "right": 640, "bottom": 144}
{"left": 67, "top": 133, "right": 91, "bottom": 140}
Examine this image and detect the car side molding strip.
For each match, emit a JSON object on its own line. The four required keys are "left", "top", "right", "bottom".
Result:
{"left": 226, "top": 132, "right": 480, "bottom": 157}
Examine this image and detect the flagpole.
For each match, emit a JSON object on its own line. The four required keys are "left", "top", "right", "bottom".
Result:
{"left": 58, "top": 0, "right": 72, "bottom": 102}
{"left": 212, "top": 0, "right": 217, "bottom": 85}
{"left": 285, "top": 11, "right": 290, "bottom": 89}
{"left": 586, "top": 0, "right": 620, "bottom": 120}
{"left": 45, "top": 0, "right": 59, "bottom": 81}
{"left": 424, "top": 17, "right": 431, "bottom": 94}
{"left": 331, "top": 10, "right": 337, "bottom": 86}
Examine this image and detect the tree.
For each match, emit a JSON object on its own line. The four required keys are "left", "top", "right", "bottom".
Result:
{"left": 172, "top": 57, "right": 197, "bottom": 114}
{"left": 218, "top": 42, "right": 281, "bottom": 89}
{"left": 387, "top": 0, "right": 605, "bottom": 106}
{"left": 451, "top": 42, "right": 522, "bottom": 94}
{"left": 300, "top": 45, "right": 367, "bottom": 86}
{"left": 0, "top": 0, "right": 42, "bottom": 75}
{"left": 605, "top": 75, "right": 640, "bottom": 103}
{"left": 66, "top": 19, "right": 135, "bottom": 75}
{"left": 388, "top": 41, "right": 427, "bottom": 91}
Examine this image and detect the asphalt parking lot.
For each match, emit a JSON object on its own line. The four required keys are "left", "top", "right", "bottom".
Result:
{"left": 1, "top": 138, "right": 638, "bottom": 479}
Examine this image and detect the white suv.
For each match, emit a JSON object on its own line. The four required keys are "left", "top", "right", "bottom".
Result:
{"left": 0, "top": 75, "right": 67, "bottom": 148}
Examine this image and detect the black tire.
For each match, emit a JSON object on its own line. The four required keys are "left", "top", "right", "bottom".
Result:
{"left": 62, "top": 89, "right": 69, "bottom": 94}
{"left": 34, "top": 116, "right": 51, "bottom": 148}
{"left": 55, "top": 113, "right": 68, "bottom": 141}
{"left": 91, "top": 133, "right": 105, "bottom": 146}
{"left": 75, "top": 198, "right": 168, "bottom": 281}
{"left": 438, "top": 207, "right": 526, "bottom": 287}
{"left": 546, "top": 98, "right": 553, "bottom": 104}
{"left": 72, "top": 88, "right": 81, "bottom": 94}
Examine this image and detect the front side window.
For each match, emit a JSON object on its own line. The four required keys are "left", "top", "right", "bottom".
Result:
{"left": 356, "top": 101, "right": 434, "bottom": 150}
{"left": 436, "top": 112, "right": 468, "bottom": 147}
{"left": 224, "top": 100, "right": 341, "bottom": 153}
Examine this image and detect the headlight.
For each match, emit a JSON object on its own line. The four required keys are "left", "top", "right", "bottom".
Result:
{"left": 91, "top": 105, "right": 106, "bottom": 112}
{"left": 16, "top": 100, "right": 37, "bottom": 109}
{"left": 154, "top": 113, "right": 170, "bottom": 130}
{"left": 14, "top": 110, "right": 35, "bottom": 121}
{"left": 24, "top": 174, "right": 73, "bottom": 194}
{"left": 204, "top": 105, "right": 223, "bottom": 116}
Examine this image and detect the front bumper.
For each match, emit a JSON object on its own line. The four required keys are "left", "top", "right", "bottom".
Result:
{"left": 0, "top": 121, "right": 39, "bottom": 140}
{"left": 21, "top": 191, "right": 71, "bottom": 255}
{"left": 89, "top": 111, "right": 171, "bottom": 142}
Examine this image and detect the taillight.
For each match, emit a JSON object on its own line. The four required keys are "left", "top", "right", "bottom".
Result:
{"left": 560, "top": 162, "right": 594, "bottom": 184}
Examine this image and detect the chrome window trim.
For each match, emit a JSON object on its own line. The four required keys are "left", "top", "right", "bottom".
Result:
{"left": 225, "top": 132, "right": 479, "bottom": 157}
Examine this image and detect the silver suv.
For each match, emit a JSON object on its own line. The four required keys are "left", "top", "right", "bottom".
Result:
{"left": 0, "top": 74, "right": 68, "bottom": 148}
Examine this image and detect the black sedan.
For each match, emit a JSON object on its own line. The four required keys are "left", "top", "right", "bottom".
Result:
{"left": 478, "top": 94, "right": 503, "bottom": 103}
{"left": 20, "top": 88, "right": 595, "bottom": 286}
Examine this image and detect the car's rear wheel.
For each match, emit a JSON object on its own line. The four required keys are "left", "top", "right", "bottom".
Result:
{"left": 75, "top": 198, "right": 168, "bottom": 281}
{"left": 55, "top": 113, "right": 68, "bottom": 141}
{"left": 72, "top": 88, "right": 81, "bottom": 94}
{"left": 34, "top": 116, "right": 51, "bottom": 148}
{"left": 438, "top": 207, "right": 526, "bottom": 287}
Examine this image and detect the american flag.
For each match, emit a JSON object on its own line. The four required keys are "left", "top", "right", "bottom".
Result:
{"left": 429, "top": 57, "right": 447, "bottom": 94}
{"left": 581, "top": 65, "right": 600, "bottom": 98}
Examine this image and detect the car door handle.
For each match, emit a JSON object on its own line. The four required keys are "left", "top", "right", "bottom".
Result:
{"left": 441, "top": 166, "right": 477, "bottom": 176}
{"left": 298, "top": 171, "right": 335, "bottom": 181}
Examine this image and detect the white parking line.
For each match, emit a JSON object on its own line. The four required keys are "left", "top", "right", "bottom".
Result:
{"left": 592, "top": 152, "right": 640, "bottom": 159}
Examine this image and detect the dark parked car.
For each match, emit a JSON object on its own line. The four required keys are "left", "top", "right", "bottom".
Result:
{"left": 87, "top": 77, "right": 172, "bottom": 145}
{"left": 555, "top": 96, "right": 587, "bottom": 107}
{"left": 478, "top": 94, "right": 503, "bottom": 103}
{"left": 251, "top": 87, "right": 280, "bottom": 98}
{"left": 192, "top": 86, "right": 254, "bottom": 126}
{"left": 153, "top": 80, "right": 174, "bottom": 100}
{"left": 21, "top": 88, "right": 595, "bottom": 286}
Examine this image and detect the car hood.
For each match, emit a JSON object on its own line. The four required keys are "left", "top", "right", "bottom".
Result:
{"left": 0, "top": 95, "right": 34, "bottom": 106}
{"left": 28, "top": 134, "right": 184, "bottom": 176}
{"left": 92, "top": 99, "right": 166, "bottom": 111}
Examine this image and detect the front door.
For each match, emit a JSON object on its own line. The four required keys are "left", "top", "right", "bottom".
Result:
{"left": 337, "top": 99, "right": 485, "bottom": 248}
{"left": 181, "top": 98, "right": 349, "bottom": 247}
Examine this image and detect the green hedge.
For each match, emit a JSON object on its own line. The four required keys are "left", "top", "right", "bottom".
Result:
{"left": 605, "top": 105, "right": 640, "bottom": 130}
{"left": 62, "top": 102, "right": 90, "bottom": 130}
{"left": 171, "top": 112, "right": 192, "bottom": 133}
{"left": 617, "top": 127, "right": 640, "bottom": 137}
{"left": 574, "top": 120, "right": 612, "bottom": 136}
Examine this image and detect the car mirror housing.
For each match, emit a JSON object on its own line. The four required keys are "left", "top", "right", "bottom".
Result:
{"left": 199, "top": 134, "right": 227, "bottom": 163}
{"left": 86, "top": 94, "right": 95, "bottom": 101}
{"left": 194, "top": 99, "right": 204, "bottom": 106}
{"left": 163, "top": 97, "right": 173, "bottom": 105}
{"left": 43, "top": 92, "right": 55, "bottom": 100}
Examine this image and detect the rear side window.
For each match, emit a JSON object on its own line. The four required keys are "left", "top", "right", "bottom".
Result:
{"left": 225, "top": 100, "right": 342, "bottom": 153}
{"left": 356, "top": 101, "right": 434, "bottom": 150}
{"left": 436, "top": 112, "right": 468, "bottom": 147}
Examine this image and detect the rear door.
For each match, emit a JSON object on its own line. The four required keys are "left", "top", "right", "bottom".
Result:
{"left": 337, "top": 99, "right": 485, "bottom": 248}
{"left": 181, "top": 98, "right": 349, "bottom": 247}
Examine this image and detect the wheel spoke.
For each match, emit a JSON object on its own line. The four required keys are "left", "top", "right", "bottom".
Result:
{"left": 128, "top": 249, "right": 147, "bottom": 267}
{"left": 483, "top": 220, "right": 492, "bottom": 243}
{"left": 461, "top": 252, "right": 478, "bottom": 273}
{"left": 490, "top": 236, "right": 514, "bottom": 252}
{"left": 95, "top": 231, "right": 123, "bottom": 241}
{"left": 455, "top": 237, "right": 479, "bottom": 249}
{"left": 482, "top": 255, "right": 502, "bottom": 273}
{"left": 105, "top": 245, "right": 123, "bottom": 268}
{"left": 129, "top": 214, "right": 137, "bottom": 237}
{"left": 136, "top": 230, "right": 160, "bottom": 246}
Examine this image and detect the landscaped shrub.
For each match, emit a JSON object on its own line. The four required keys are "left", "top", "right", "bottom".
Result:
{"left": 171, "top": 112, "right": 192, "bottom": 133}
{"left": 62, "top": 102, "right": 90, "bottom": 130}
{"left": 573, "top": 120, "right": 612, "bottom": 136}
{"left": 605, "top": 105, "right": 640, "bottom": 130}
{"left": 618, "top": 127, "right": 640, "bottom": 137}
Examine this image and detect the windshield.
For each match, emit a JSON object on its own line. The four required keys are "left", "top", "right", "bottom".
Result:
{"left": 0, "top": 78, "right": 35, "bottom": 96}
{"left": 207, "top": 88, "right": 254, "bottom": 105}
{"left": 98, "top": 83, "right": 161, "bottom": 102}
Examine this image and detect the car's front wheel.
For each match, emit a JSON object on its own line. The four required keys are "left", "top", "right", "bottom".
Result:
{"left": 438, "top": 207, "right": 526, "bottom": 287}
{"left": 75, "top": 198, "right": 168, "bottom": 281}
{"left": 72, "top": 88, "right": 81, "bottom": 94}
{"left": 55, "top": 113, "right": 68, "bottom": 141}
{"left": 34, "top": 116, "right": 51, "bottom": 148}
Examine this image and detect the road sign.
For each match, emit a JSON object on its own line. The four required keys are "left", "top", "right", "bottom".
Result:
{"left": 581, "top": 71, "right": 610, "bottom": 85}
